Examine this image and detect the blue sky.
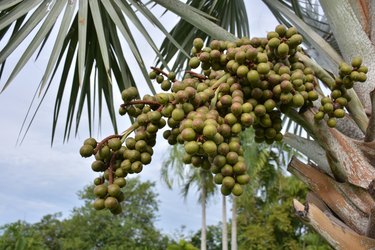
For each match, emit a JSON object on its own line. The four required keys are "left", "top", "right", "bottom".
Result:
{"left": 0, "top": 1, "right": 277, "bottom": 235}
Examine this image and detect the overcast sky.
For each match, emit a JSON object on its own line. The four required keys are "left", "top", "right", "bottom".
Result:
{"left": 0, "top": 0, "right": 277, "bottom": 236}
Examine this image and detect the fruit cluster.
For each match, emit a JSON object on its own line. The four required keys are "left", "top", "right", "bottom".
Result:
{"left": 79, "top": 25, "right": 367, "bottom": 213}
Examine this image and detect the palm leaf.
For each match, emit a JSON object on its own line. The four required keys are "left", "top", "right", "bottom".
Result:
{"left": 2, "top": 0, "right": 217, "bottom": 142}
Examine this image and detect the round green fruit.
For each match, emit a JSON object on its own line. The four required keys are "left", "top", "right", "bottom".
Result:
{"left": 184, "top": 141, "right": 199, "bottom": 155}
{"left": 80, "top": 144, "right": 94, "bottom": 158}
{"left": 93, "top": 198, "right": 105, "bottom": 210}
{"left": 232, "top": 184, "right": 243, "bottom": 196}
{"left": 189, "top": 57, "right": 200, "bottom": 69}
{"left": 203, "top": 141, "right": 217, "bottom": 156}
{"left": 327, "top": 117, "right": 337, "bottom": 128}
{"left": 193, "top": 38, "right": 204, "bottom": 51}
{"left": 108, "top": 184, "right": 121, "bottom": 197}
{"left": 221, "top": 185, "right": 232, "bottom": 196}
{"left": 351, "top": 56, "right": 362, "bottom": 68}
{"left": 114, "top": 178, "right": 127, "bottom": 188}
{"left": 104, "top": 197, "right": 119, "bottom": 209}
{"left": 91, "top": 160, "right": 106, "bottom": 172}
{"left": 108, "top": 138, "right": 122, "bottom": 151}
{"left": 334, "top": 109, "right": 345, "bottom": 118}
{"left": 214, "top": 173, "right": 224, "bottom": 185}
{"left": 236, "top": 174, "right": 250, "bottom": 185}
{"left": 84, "top": 138, "right": 97, "bottom": 148}
{"left": 257, "top": 63, "right": 270, "bottom": 75}
{"left": 277, "top": 43, "right": 289, "bottom": 58}
{"left": 94, "top": 184, "right": 108, "bottom": 198}
{"left": 222, "top": 176, "right": 235, "bottom": 189}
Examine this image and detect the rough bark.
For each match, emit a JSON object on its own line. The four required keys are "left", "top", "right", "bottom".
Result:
{"left": 348, "top": 0, "right": 370, "bottom": 35}
{"left": 336, "top": 114, "right": 365, "bottom": 140}
{"left": 288, "top": 157, "right": 374, "bottom": 235}
{"left": 293, "top": 199, "right": 375, "bottom": 249}
{"left": 365, "top": 89, "right": 375, "bottom": 142}
{"left": 370, "top": 1, "right": 375, "bottom": 42}
{"left": 301, "top": 109, "right": 375, "bottom": 188}
{"left": 222, "top": 195, "right": 228, "bottom": 250}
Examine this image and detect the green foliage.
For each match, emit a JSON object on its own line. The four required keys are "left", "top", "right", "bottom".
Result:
{"left": 190, "top": 224, "right": 224, "bottom": 250}
{"left": 167, "top": 239, "right": 199, "bottom": 250}
{"left": 0, "top": 178, "right": 170, "bottom": 250}
{"left": 235, "top": 129, "right": 331, "bottom": 249}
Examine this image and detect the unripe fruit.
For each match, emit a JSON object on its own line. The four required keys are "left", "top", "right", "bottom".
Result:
{"left": 93, "top": 199, "right": 105, "bottom": 210}
{"left": 91, "top": 160, "right": 106, "bottom": 172}
{"left": 222, "top": 176, "right": 235, "bottom": 189}
{"left": 94, "top": 185, "right": 108, "bottom": 198}
{"left": 327, "top": 117, "right": 337, "bottom": 128}
{"left": 334, "top": 109, "right": 345, "bottom": 118}
{"left": 232, "top": 184, "right": 243, "bottom": 196}
{"left": 181, "top": 128, "right": 196, "bottom": 141}
{"left": 214, "top": 173, "right": 224, "bottom": 184}
{"left": 339, "top": 63, "right": 352, "bottom": 75}
{"left": 237, "top": 65, "right": 249, "bottom": 77}
{"left": 149, "top": 71, "right": 157, "bottom": 79}
{"left": 99, "top": 145, "right": 111, "bottom": 160}
{"left": 110, "top": 204, "right": 122, "bottom": 215}
{"left": 277, "top": 43, "right": 289, "bottom": 58}
{"left": 285, "top": 27, "right": 297, "bottom": 38}
{"left": 84, "top": 138, "right": 97, "bottom": 148}
{"left": 108, "top": 138, "right": 122, "bottom": 151}
{"left": 184, "top": 141, "right": 199, "bottom": 155}
{"left": 140, "top": 152, "right": 152, "bottom": 165}
{"left": 80, "top": 145, "right": 94, "bottom": 158}
{"left": 221, "top": 185, "right": 232, "bottom": 196}
{"left": 236, "top": 174, "right": 250, "bottom": 185}
{"left": 203, "top": 124, "right": 217, "bottom": 139}
{"left": 189, "top": 57, "right": 200, "bottom": 68}
{"left": 314, "top": 111, "right": 325, "bottom": 121}
{"left": 203, "top": 141, "right": 217, "bottom": 156}
{"left": 104, "top": 197, "right": 119, "bottom": 209}
{"left": 268, "top": 37, "right": 280, "bottom": 48}
{"left": 108, "top": 184, "right": 121, "bottom": 197}
{"left": 171, "top": 108, "right": 185, "bottom": 122}
{"left": 351, "top": 56, "right": 362, "bottom": 68}
{"left": 275, "top": 24, "right": 287, "bottom": 37}
{"left": 292, "top": 93, "right": 305, "bottom": 107}
{"left": 254, "top": 104, "right": 266, "bottom": 117}
{"left": 257, "top": 63, "right": 270, "bottom": 75}
{"left": 247, "top": 70, "right": 260, "bottom": 85}
{"left": 114, "top": 178, "right": 127, "bottom": 188}
{"left": 193, "top": 38, "right": 204, "bottom": 51}
{"left": 308, "top": 90, "right": 318, "bottom": 101}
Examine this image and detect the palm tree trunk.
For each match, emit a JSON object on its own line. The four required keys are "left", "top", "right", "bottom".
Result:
{"left": 201, "top": 176, "right": 207, "bottom": 250}
{"left": 231, "top": 197, "right": 238, "bottom": 250}
{"left": 222, "top": 195, "right": 228, "bottom": 250}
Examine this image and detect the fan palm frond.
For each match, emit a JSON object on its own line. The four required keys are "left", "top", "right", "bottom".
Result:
{"left": 0, "top": 0, "right": 191, "bottom": 143}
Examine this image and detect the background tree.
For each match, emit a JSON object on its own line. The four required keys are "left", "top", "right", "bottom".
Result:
{"left": 0, "top": 177, "right": 170, "bottom": 250}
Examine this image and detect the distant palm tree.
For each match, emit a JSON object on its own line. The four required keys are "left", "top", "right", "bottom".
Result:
{"left": 161, "top": 145, "right": 217, "bottom": 250}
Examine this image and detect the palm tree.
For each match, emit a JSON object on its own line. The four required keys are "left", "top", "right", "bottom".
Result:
{"left": 2, "top": 0, "right": 375, "bottom": 248}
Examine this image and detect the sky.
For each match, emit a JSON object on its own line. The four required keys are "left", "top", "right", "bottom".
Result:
{"left": 0, "top": 0, "right": 278, "bottom": 236}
